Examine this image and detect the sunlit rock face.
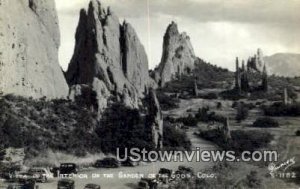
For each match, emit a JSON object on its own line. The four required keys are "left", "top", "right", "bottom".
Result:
{"left": 154, "top": 21, "right": 196, "bottom": 87}
{"left": 66, "top": 0, "right": 150, "bottom": 109}
{"left": 0, "top": 0, "right": 68, "bottom": 98}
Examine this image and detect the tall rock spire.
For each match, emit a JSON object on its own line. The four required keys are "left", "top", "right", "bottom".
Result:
{"left": 235, "top": 57, "right": 241, "bottom": 93}
{"left": 146, "top": 89, "right": 163, "bottom": 149}
{"left": 66, "top": 0, "right": 150, "bottom": 108}
{"left": 262, "top": 63, "right": 268, "bottom": 92}
{"left": 154, "top": 21, "right": 196, "bottom": 87}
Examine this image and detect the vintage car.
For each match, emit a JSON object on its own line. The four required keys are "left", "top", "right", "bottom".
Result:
{"left": 94, "top": 157, "right": 120, "bottom": 168}
{"left": 121, "top": 156, "right": 139, "bottom": 167}
{"left": 7, "top": 179, "right": 36, "bottom": 189}
{"left": 138, "top": 178, "right": 158, "bottom": 189}
{"left": 28, "top": 167, "right": 52, "bottom": 182}
{"left": 57, "top": 179, "right": 75, "bottom": 189}
{"left": 59, "top": 163, "right": 78, "bottom": 175}
{"left": 15, "top": 172, "right": 38, "bottom": 183}
{"left": 84, "top": 183, "right": 101, "bottom": 189}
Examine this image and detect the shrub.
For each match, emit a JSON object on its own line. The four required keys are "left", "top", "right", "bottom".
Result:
{"left": 96, "top": 103, "right": 155, "bottom": 154}
{"left": 156, "top": 90, "right": 180, "bottom": 111}
{"left": 216, "top": 102, "right": 222, "bottom": 109}
{"left": 296, "top": 130, "right": 300, "bottom": 136}
{"left": 198, "top": 129, "right": 273, "bottom": 154}
{"left": 263, "top": 102, "right": 300, "bottom": 117}
{"left": 252, "top": 117, "right": 279, "bottom": 128}
{"left": 236, "top": 103, "right": 249, "bottom": 122}
{"left": 163, "top": 122, "right": 191, "bottom": 150}
{"left": 176, "top": 114, "right": 198, "bottom": 127}
{"left": 244, "top": 171, "right": 262, "bottom": 188}
{"left": 199, "top": 92, "right": 218, "bottom": 100}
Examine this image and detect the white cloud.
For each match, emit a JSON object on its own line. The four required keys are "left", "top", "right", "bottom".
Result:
{"left": 55, "top": 0, "right": 300, "bottom": 71}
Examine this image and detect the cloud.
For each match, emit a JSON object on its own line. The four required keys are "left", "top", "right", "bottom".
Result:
{"left": 55, "top": 0, "right": 300, "bottom": 71}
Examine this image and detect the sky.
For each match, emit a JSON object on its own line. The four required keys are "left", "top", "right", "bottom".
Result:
{"left": 55, "top": 0, "right": 300, "bottom": 71}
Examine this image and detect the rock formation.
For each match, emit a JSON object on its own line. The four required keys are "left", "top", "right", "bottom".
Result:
{"left": 193, "top": 79, "right": 199, "bottom": 97}
{"left": 234, "top": 49, "right": 268, "bottom": 93}
{"left": 154, "top": 21, "right": 196, "bottom": 87}
{"left": 240, "top": 60, "right": 249, "bottom": 92}
{"left": 146, "top": 89, "right": 163, "bottom": 149}
{"left": 283, "top": 88, "right": 289, "bottom": 105}
{"left": 222, "top": 118, "right": 231, "bottom": 142}
{"left": 247, "top": 48, "right": 264, "bottom": 72}
{"left": 235, "top": 57, "right": 241, "bottom": 93}
{"left": 66, "top": 0, "right": 149, "bottom": 109}
{"left": 0, "top": 0, "right": 69, "bottom": 98}
{"left": 262, "top": 64, "right": 268, "bottom": 92}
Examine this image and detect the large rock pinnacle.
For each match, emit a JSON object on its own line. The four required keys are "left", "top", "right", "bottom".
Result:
{"left": 66, "top": 0, "right": 150, "bottom": 109}
{"left": 0, "top": 0, "right": 69, "bottom": 98}
{"left": 154, "top": 21, "right": 196, "bottom": 87}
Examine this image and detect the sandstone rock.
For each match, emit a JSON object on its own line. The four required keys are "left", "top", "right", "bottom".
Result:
{"left": 0, "top": 0, "right": 68, "bottom": 99}
{"left": 154, "top": 21, "right": 196, "bottom": 87}
{"left": 146, "top": 89, "right": 163, "bottom": 148}
{"left": 69, "top": 78, "right": 111, "bottom": 118}
{"left": 247, "top": 48, "right": 264, "bottom": 72}
{"left": 92, "top": 78, "right": 110, "bottom": 113}
{"left": 66, "top": 0, "right": 149, "bottom": 108}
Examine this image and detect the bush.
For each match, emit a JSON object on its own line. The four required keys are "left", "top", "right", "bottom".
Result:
{"left": 252, "top": 117, "right": 279, "bottom": 128}
{"left": 236, "top": 103, "right": 249, "bottom": 122}
{"left": 176, "top": 114, "right": 198, "bottom": 127}
{"left": 216, "top": 102, "right": 222, "bottom": 109}
{"left": 96, "top": 103, "right": 155, "bottom": 154}
{"left": 199, "top": 92, "right": 218, "bottom": 100}
{"left": 296, "top": 130, "right": 300, "bottom": 136}
{"left": 198, "top": 129, "right": 273, "bottom": 154}
{"left": 263, "top": 102, "right": 300, "bottom": 117}
{"left": 244, "top": 171, "right": 262, "bottom": 188}
{"left": 163, "top": 122, "right": 191, "bottom": 150}
{"left": 156, "top": 90, "right": 180, "bottom": 111}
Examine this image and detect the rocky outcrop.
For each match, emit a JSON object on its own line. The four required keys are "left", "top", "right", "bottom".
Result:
{"left": 154, "top": 21, "right": 196, "bottom": 87}
{"left": 146, "top": 89, "right": 163, "bottom": 148}
{"left": 69, "top": 78, "right": 110, "bottom": 117}
{"left": 234, "top": 49, "right": 268, "bottom": 93}
{"left": 0, "top": 0, "right": 68, "bottom": 98}
{"left": 66, "top": 0, "right": 149, "bottom": 109}
{"left": 247, "top": 48, "right": 264, "bottom": 72}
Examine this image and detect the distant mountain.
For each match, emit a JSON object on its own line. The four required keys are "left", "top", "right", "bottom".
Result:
{"left": 264, "top": 53, "right": 300, "bottom": 77}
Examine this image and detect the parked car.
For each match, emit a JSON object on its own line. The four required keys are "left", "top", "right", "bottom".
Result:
{"left": 84, "top": 183, "right": 101, "bottom": 189}
{"left": 177, "top": 166, "right": 194, "bottom": 175}
{"left": 137, "top": 180, "right": 149, "bottom": 189}
{"left": 121, "top": 157, "right": 139, "bottom": 167}
{"left": 28, "top": 167, "right": 51, "bottom": 182}
{"left": 158, "top": 168, "right": 173, "bottom": 178}
{"left": 138, "top": 178, "right": 158, "bottom": 189}
{"left": 94, "top": 158, "right": 120, "bottom": 168}
{"left": 15, "top": 172, "right": 38, "bottom": 183}
{"left": 7, "top": 180, "right": 36, "bottom": 189}
{"left": 157, "top": 168, "right": 174, "bottom": 183}
{"left": 59, "top": 163, "right": 78, "bottom": 175}
{"left": 57, "top": 179, "right": 75, "bottom": 189}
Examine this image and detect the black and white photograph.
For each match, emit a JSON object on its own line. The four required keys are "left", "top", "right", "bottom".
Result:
{"left": 0, "top": 0, "right": 299, "bottom": 188}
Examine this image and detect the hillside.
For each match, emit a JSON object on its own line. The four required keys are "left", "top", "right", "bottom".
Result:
{"left": 264, "top": 53, "right": 300, "bottom": 77}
